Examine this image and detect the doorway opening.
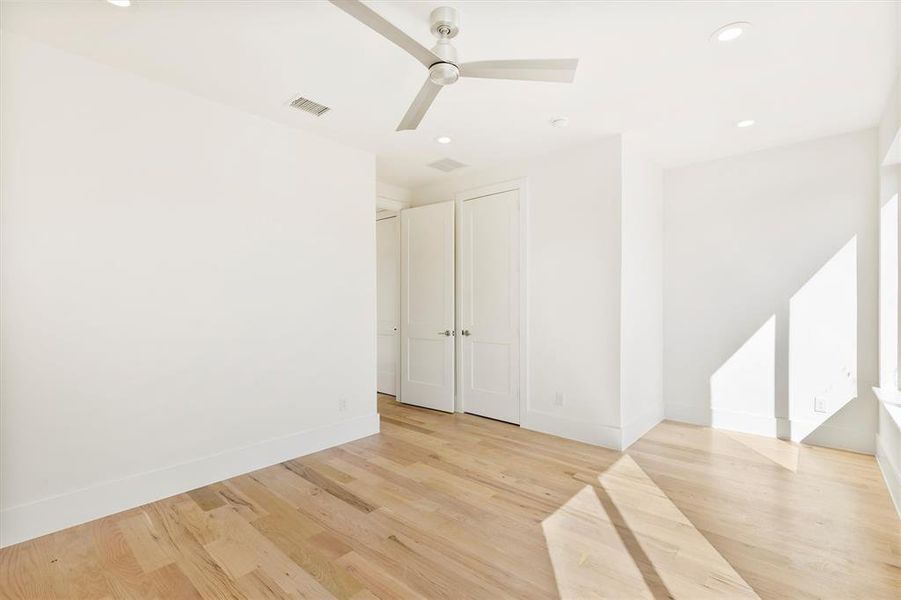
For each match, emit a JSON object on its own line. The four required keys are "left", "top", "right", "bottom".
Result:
{"left": 376, "top": 209, "right": 400, "bottom": 399}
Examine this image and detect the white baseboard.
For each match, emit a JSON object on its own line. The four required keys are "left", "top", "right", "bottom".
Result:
{"left": 665, "top": 401, "right": 711, "bottom": 426}
{"left": 666, "top": 402, "right": 775, "bottom": 435}
{"left": 665, "top": 402, "right": 778, "bottom": 436}
{"left": 664, "top": 402, "right": 875, "bottom": 453}
{"left": 792, "top": 418, "right": 875, "bottom": 454}
{"left": 621, "top": 406, "right": 665, "bottom": 450}
{"left": 0, "top": 413, "right": 380, "bottom": 548}
{"left": 522, "top": 409, "right": 621, "bottom": 449}
{"left": 876, "top": 432, "right": 901, "bottom": 519}
{"left": 712, "top": 408, "right": 779, "bottom": 437}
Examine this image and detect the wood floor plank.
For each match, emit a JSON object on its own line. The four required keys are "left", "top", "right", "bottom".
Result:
{"left": 119, "top": 512, "right": 177, "bottom": 575}
{"left": 235, "top": 570, "right": 294, "bottom": 600}
{"left": 144, "top": 564, "right": 204, "bottom": 600}
{"left": 187, "top": 486, "right": 227, "bottom": 512}
{"left": 23, "top": 524, "right": 118, "bottom": 599}
{"left": 142, "top": 499, "right": 246, "bottom": 600}
{"left": 91, "top": 518, "right": 154, "bottom": 599}
{"left": 334, "top": 551, "right": 425, "bottom": 600}
{"left": 1, "top": 394, "right": 898, "bottom": 599}
{"left": 283, "top": 460, "right": 378, "bottom": 514}
{"left": 204, "top": 505, "right": 337, "bottom": 599}
{"left": 0, "top": 536, "right": 59, "bottom": 600}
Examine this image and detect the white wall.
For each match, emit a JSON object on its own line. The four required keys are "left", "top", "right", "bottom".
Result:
{"left": 0, "top": 34, "right": 378, "bottom": 546}
{"left": 664, "top": 129, "right": 879, "bottom": 453}
{"left": 620, "top": 138, "right": 664, "bottom": 447}
{"left": 875, "top": 25, "right": 901, "bottom": 516}
{"left": 879, "top": 78, "right": 901, "bottom": 167}
{"left": 413, "top": 139, "right": 626, "bottom": 447}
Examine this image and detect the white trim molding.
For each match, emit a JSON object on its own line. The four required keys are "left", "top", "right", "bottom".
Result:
{"left": 876, "top": 432, "right": 901, "bottom": 518}
{"left": 791, "top": 418, "right": 876, "bottom": 454}
{"left": 711, "top": 408, "right": 780, "bottom": 438}
{"left": 0, "top": 413, "right": 380, "bottom": 548}
{"left": 875, "top": 396, "right": 901, "bottom": 518}
{"left": 376, "top": 196, "right": 409, "bottom": 212}
{"left": 665, "top": 404, "right": 779, "bottom": 438}
{"left": 873, "top": 386, "right": 901, "bottom": 410}
{"left": 663, "top": 404, "right": 876, "bottom": 454}
{"left": 522, "top": 409, "right": 622, "bottom": 449}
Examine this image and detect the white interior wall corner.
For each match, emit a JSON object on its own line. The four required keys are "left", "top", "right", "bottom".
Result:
{"left": 376, "top": 180, "right": 413, "bottom": 204}
{"left": 619, "top": 135, "right": 665, "bottom": 447}
{"left": 662, "top": 129, "right": 879, "bottom": 453}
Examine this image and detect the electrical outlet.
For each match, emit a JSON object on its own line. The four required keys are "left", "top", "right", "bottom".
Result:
{"left": 554, "top": 392, "right": 564, "bottom": 407}
{"left": 814, "top": 396, "right": 827, "bottom": 413}
{"left": 338, "top": 397, "right": 348, "bottom": 412}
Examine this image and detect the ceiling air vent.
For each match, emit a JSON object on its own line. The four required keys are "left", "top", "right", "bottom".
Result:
{"left": 288, "top": 95, "right": 330, "bottom": 117}
{"left": 427, "top": 158, "right": 468, "bottom": 173}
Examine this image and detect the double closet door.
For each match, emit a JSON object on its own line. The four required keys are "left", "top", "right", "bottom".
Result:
{"left": 399, "top": 189, "right": 521, "bottom": 424}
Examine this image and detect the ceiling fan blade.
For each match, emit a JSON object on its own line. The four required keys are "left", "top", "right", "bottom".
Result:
{"left": 329, "top": 0, "right": 441, "bottom": 68}
{"left": 459, "top": 58, "right": 579, "bottom": 83}
{"left": 397, "top": 79, "right": 442, "bottom": 131}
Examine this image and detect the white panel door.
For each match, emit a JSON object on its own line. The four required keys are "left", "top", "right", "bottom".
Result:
{"left": 460, "top": 190, "right": 520, "bottom": 423}
{"left": 376, "top": 215, "right": 399, "bottom": 395}
{"left": 400, "top": 202, "right": 455, "bottom": 412}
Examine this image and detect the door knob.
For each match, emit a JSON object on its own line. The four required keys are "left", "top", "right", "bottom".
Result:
{"left": 461, "top": 329, "right": 471, "bottom": 336}
{"left": 438, "top": 329, "right": 452, "bottom": 336}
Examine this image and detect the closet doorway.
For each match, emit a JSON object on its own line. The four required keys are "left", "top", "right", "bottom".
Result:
{"left": 398, "top": 180, "right": 526, "bottom": 425}
{"left": 376, "top": 212, "right": 400, "bottom": 397}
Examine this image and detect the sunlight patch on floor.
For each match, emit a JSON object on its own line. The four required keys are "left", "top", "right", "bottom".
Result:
{"left": 541, "top": 485, "right": 656, "bottom": 599}
{"left": 597, "top": 455, "right": 760, "bottom": 599}
{"left": 723, "top": 430, "right": 800, "bottom": 472}
{"left": 542, "top": 455, "right": 760, "bottom": 599}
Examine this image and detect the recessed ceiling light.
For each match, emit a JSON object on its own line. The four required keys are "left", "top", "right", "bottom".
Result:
{"left": 711, "top": 22, "right": 750, "bottom": 43}
{"left": 550, "top": 117, "right": 569, "bottom": 128}
{"left": 736, "top": 119, "right": 756, "bottom": 128}
{"left": 107, "top": 0, "right": 131, "bottom": 6}
{"left": 435, "top": 136, "right": 452, "bottom": 144}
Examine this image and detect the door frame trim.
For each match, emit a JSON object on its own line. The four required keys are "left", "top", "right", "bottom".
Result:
{"left": 454, "top": 178, "right": 528, "bottom": 424}
{"left": 375, "top": 212, "right": 401, "bottom": 400}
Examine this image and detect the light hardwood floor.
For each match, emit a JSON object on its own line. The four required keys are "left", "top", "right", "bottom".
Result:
{"left": 1, "top": 395, "right": 898, "bottom": 599}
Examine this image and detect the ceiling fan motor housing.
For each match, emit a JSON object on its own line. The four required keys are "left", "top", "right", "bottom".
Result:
{"left": 429, "top": 61, "right": 459, "bottom": 86}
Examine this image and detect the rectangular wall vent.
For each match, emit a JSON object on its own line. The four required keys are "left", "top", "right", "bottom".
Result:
{"left": 427, "top": 158, "right": 468, "bottom": 173}
{"left": 289, "top": 96, "right": 330, "bottom": 117}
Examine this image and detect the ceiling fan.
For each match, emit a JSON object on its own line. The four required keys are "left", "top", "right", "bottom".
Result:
{"left": 329, "top": 1, "right": 579, "bottom": 131}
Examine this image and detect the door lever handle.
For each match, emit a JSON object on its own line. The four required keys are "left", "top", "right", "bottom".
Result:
{"left": 438, "top": 329, "right": 452, "bottom": 336}
{"left": 461, "top": 329, "right": 471, "bottom": 336}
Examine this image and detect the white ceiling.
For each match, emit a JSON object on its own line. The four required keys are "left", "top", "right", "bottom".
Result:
{"left": 2, "top": 1, "right": 897, "bottom": 189}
